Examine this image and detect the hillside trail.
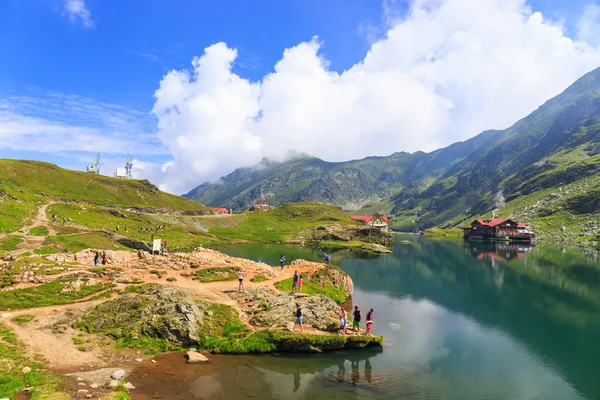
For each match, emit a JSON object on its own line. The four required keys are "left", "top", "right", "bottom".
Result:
{"left": 1, "top": 201, "right": 59, "bottom": 256}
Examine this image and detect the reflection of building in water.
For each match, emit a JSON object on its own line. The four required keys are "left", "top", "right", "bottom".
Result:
{"left": 466, "top": 242, "right": 535, "bottom": 290}
{"left": 467, "top": 241, "right": 534, "bottom": 262}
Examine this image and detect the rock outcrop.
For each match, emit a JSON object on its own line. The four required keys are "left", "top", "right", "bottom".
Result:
{"left": 229, "top": 288, "right": 341, "bottom": 332}
{"left": 76, "top": 285, "right": 211, "bottom": 346}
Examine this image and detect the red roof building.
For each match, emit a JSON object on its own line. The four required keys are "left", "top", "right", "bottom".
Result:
{"left": 350, "top": 213, "right": 389, "bottom": 232}
{"left": 211, "top": 207, "right": 230, "bottom": 214}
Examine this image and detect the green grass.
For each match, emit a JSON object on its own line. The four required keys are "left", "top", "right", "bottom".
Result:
{"left": 0, "top": 278, "right": 116, "bottom": 311}
{"left": 274, "top": 267, "right": 349, "bottom": 303}
{"left": 11, "top": 314, "right": 35, "bottom": 325}
{"left": 208, "top": 329, "right": 383, "bottom": 354}
{"left": 423, "top": 228, "right": 463, "bottom": 240}
{"left": 210, "top": 203, "right": 360, "bottom": 243}
{"left": 46, "top": 232, "right": 130, "bottom": 253}
{"left": 0, "top": 323, "right": 68, "bottom": 399}
{"left": 192, "top": 267, "right": 237, "bottom": 282}
{"left": 34, "top": 245, "right": 58, "bottom": 255}
{"left": 29, "top": 226, "right": 49, "bottom": 236}
{"left": 166, "top": 277, "right": 177, "bottom": 282}
{"left": 250, "top": 274, "right": 267, "bottom": 283}
{"left": 149, "top": 270, "right": 164, "bottom": 278}
{"left": 0, "top": 235, "right": 23, "bottom": 251}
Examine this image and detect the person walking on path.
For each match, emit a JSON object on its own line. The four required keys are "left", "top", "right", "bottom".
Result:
{"left": 324, "top": 253, "right": 331, "bottom": 265}
{"left": 292, "top": 271, "right": 299, "bottom": 294}
{"left": 339, "top": 306, "right": 348, "bottom": 335}
{"left": 366, "top": 308, "right": 374, "bottom": 336}
{"left": 93, "top": 252, "right": 100, "bottom": 267}
{"left": 298, "top": 274, "right": 303, "bottom": 293}
{"left": 101, "top": 250, "right": 107, "bottom": 265}
{"left": 280, "top": 255, "right": 286, "bottom": 272}
{"left": 352, "top": 306, "right": 362, "bottom": 335}
{"left": 237, "top": 269, "right": 247, "bottom": 292}
{"left": 292, "top": 303, "right": 303, "bottom": 332}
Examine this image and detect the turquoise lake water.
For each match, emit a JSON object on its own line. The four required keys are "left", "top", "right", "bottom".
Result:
{"left": 131, "top": 237, "right": 600, "bottom": 400}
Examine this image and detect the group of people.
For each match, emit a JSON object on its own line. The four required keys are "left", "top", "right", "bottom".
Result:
{"left": 93, "top": 250, "right": 108, "bottom": 266}
{"left": 339, "top": 305, "right": 375, "bottom": 336}
{"left": 139, "top": 224, "right": 165, "bottom": 233}
{"left": 51, "top": 214, "right": 67, "bottom": 224}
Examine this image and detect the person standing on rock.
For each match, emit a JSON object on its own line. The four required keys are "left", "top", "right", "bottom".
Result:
{"left": 352, "top": 306, "right": 362, "bottom": 335}
{"left": 93, "top": 251, "right": 100, "bottom": 267}
{"left": 280, "top": 255, "right": 286, "bottom": 272}
{"left": 292, "top": 271, "right": 299, "bottom": 294}
{"left": 102, "top": 250, "right": 107, "bottom": 265}
{"left": 298, "top": 274, "right": 303, "bottom": 293}
{"left": 366, "top": 308, "right": 374, "bottom": 336}
{"left": 237, "top": 269, "right": 247, "bottom": 292}
{"left": 293, "top": 303, "right": 303, "bottom": 332}
{"left": 324, "top": 253, "right": 331, "bottom": 265}
{"left": 339, "top": 306, "right": 348, "bottom": 335}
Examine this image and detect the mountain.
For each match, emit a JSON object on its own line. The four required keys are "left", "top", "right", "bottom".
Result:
{"left": 0, "top": 159, "right": 209, "bottom": 233}
{"left": 185, "top": 66, "right": 600, "bottom": 240}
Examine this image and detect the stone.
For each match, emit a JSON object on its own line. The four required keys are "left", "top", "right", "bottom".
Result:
{"left": 108, "top": 380, "right": 119, "bottom": 388}
{"left": 135, "top": 358, "right": 143, "bottom": 362}
{"left": 110, "top": 369, "right": 126, "bottom": 380}
{"left": 89, "top": 383, "right": 99, "bottom": 389}
{"left": 78, "top": 389, "right": 89, "bottom": 394}
{"left": 186, "top": 350, "right": 210, "bottom": 364}
{"left": 124, "top": 382, "right": 136, "bottom": 390}
{"left": 22, "top": 366, "right": 31, "bottom": 374}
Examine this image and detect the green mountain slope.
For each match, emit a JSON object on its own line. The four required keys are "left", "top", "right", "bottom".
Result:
{"left": 186, "top": 66, "right": 600, "bottom": 242}
{"left": 0, "top": 159, "right": 209, "bottom": 233}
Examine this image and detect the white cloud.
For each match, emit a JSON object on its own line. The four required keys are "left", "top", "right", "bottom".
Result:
{"left": 151, "top": 0, "right": 600, "bottom": 194}
{"left": 64, "top": 0, "right": 93, "bottom": 28}
{"left": 0, "top": 91, "right": 163, "bottom": 156}
{"left": 577, "top": 3, "right": 600, "bottom": 47}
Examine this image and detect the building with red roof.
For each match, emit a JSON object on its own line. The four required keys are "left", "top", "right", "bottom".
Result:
{"left": 460, "top": 218, "right": 534, "bottom": 242}
{"left": 211, "top": 207, "right": 230, "bottom": 214}
{"left": 350, "top": 213, "right": 389, "bottom": 232}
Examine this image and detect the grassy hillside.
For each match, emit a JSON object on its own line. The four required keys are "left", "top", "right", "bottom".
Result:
{"left": 0, "top": 159, "right": 209, "bottom": 233}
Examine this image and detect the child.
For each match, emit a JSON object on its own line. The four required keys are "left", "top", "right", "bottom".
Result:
{"left": 339, "top": 306, "right": 347, "bottom": 335}
{"left": 292, "top": 304, "right": 303, "bottom": 332}
{"left": 298, "top": 274, "right": 303, "bottom": 293}
{"left": 366, "top": 308, "right": 374, "bottom": 336}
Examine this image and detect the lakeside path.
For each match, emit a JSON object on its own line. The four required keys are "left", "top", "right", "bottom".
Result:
{"left": 0, "top": 246, "right": 343, "bottom": 370}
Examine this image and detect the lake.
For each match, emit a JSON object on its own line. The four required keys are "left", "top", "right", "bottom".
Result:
{"left": 130, "top": 237, "right": 600, "bottom": 400}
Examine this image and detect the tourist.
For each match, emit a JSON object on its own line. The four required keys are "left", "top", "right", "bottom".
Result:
{"left": 115, "top": 225, "right": 119, "bottom": 232}
{"left": 324, "top": 253, "right": 331, "bottom": 264}
{"left": 124, "top": 226, "right": 128, "bottom": 232}
{"left": 352, "top": 306, "right": 362, "bottom": 335}
{"left": 62, "top": 216, "right": 66, "bottom": 224}
{"left": 298, "top": 274, "right": 303, "bottom": 293}
{"left": 101, "top": 250, "right": 107, "bottom": 265}
{"left": 366, "top": 308, "right": 374, "bottom": 336}
{"left": 237, "top": 269, "right": 247, "bottom": 292}
{"left": 93, "top": 251, "right": 100, "bottom": 266}
{"left": 280, "top": 255, "right": 286, "bottom": 272}
{"left": 292, "top": 271, "right": 299, "bottom": 294}
{"left": 339, "top": 306, "right": 348, "bottom": 335}
{"left": 52, "top": 214, "right": 56, "bottom": 223}
{"left": 292, "top": 303, "right": 303, "bottom": 332}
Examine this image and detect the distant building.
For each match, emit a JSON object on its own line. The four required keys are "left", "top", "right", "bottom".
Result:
{"left": 350, "top": 213, "right": 389, "bottom": 232}
{"left": 460, "top": 218, "right": 535, "bottom": 242}
{"left": 211, "top": 207, "right": 230, "bottom": 214}
{"left": 250, "top": 190, "right": 270, "bottom": 211}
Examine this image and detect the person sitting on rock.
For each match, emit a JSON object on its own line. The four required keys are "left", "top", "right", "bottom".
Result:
{"left": 324, "top": 253, "right": 331, "bottom": 264}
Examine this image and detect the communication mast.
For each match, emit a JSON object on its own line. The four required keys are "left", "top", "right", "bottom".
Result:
{"left": 86, "top": 152, "right": 101, "bottom": 174}
{"left": 115, "top": 154, "right": 133, "bottom": 179}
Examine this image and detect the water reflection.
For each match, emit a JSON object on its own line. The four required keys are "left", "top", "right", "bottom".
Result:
{"left": 199, "top": 240, "right": 600, "bottom": 399}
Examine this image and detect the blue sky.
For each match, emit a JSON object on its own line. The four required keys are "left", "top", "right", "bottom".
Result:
{"left": 1, "top": 0, "right": 600, "bottom": 193}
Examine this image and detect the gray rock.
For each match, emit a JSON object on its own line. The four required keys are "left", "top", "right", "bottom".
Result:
{"left": 110, "top": 369, "right": 126, "bottom": 380}
{"left": 186, "top": 350, "right": 210, "bottom": 364}
{"left": 124, "top": 382, "right": 136, "bottom": 390}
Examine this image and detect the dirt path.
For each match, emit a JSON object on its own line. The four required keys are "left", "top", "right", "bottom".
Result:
{"left": 1, "top": 300, "right": 107, "bottom": 369}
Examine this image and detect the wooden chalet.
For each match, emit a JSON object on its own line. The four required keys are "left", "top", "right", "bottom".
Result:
{"left": 460, "top": 218, "right": 535, "bottom": 242}
{"left": 350, "top": 213, "right": 389, "bottom": 232}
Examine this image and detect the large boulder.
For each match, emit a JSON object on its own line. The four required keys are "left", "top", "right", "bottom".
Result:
{"left": 229, "top": 288, "right": 340, "bottom": 332}
{"left": 77, "top": 285, "right": 208, "bottom": 346}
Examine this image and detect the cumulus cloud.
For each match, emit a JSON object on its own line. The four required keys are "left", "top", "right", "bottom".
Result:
{"left": 148, "top": 0, "right": 600, "bottom": 194}
{"left": 64, "top": 0, "right": 93, "bottom": 28}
